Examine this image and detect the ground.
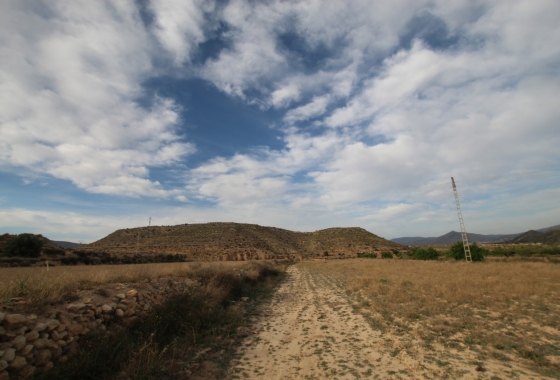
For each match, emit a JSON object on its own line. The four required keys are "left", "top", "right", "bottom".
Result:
{"left": 227, "top": 262, "right": 558, "bottom": 379}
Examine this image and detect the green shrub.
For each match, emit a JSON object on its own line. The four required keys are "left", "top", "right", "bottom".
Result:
{"left": 447, "top": 241, "right": 487, "bottom": 262}
{"left": 3, "top": 234, "right": 43, "bottom": 258}
{"left": 357, "top": 252, "right": 377, "bottom": 259}
{"left": 410, "top": 247, "right": 440, "bottom": 260}
{"left": 381, "top": 251, "right": 393, "bottom": 259}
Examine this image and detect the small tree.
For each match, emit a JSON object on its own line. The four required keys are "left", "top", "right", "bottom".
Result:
{"left": 447, "top": 241, "right": 487, "bottom": 262}
{"left": 410, "top": 247, "right": 440, "bottom": 260}
{"left": 4, "top": 234, "right": 43, "bottom": 258}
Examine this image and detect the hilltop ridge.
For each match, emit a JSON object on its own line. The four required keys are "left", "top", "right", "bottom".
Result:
{"left": 83, "top": 222, "right": 403, "bottom": 261}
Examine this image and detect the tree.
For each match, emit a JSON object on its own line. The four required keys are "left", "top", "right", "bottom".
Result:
{"left": 3, "top": 234, "right": 43, "bottom": 258}
{"left": 410, "top": 247, "right": 440, "bottom": 260}
{"left": 447, "top": 241, "right": 487, "bottom": 262}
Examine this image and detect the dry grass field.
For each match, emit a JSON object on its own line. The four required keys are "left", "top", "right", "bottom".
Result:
{"left": 307, "top": 259, "right": 560, "bottom": 378}
{"left": 0, "top": 261, "right": 252, "bottom": 309}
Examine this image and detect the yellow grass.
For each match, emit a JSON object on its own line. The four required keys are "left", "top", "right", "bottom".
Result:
{"left": 0, "top": 261, "right": 252, "bottom": 307}
{"left": 305, "top": 259, "right": 560, "bottom": 377}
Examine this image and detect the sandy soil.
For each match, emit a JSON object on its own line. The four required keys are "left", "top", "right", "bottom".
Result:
{"left": 227, "top": 264, "right": 555, "bottom": 379}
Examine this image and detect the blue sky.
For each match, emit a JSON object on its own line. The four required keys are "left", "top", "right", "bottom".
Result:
{"left": 1, "top": 0, "right": 560, "bottom": 242}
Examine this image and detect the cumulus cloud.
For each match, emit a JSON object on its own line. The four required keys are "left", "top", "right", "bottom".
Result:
{"left": 0, "top": 1, "right": 195, "bottom": 198}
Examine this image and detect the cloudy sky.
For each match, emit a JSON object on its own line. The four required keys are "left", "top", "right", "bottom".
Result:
{"left": 1, "top": 0, "right": 559, "bottom": 242}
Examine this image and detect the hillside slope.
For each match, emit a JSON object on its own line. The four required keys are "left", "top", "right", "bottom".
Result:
{"left": 391, "top": 231, "right": 521, "bottom": 246}
{"left": 84, "top": 222, "right": 403, "bottom": 261}
{"left": 509, "top": 228, "right": 560, "bottom": 246}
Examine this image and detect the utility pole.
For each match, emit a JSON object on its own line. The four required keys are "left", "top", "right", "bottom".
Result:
{"left": 451, "top": 177, "right": 472, "bottom": 262}
{"left": 149, "top": 217, "right": 151, "bottom": 227}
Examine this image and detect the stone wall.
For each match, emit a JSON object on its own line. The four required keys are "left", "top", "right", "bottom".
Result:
{"left": 0, "top": 278, "right": 196, "bottom": 379}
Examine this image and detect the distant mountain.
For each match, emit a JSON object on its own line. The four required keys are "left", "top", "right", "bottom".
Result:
{"left": 53, "top": 240, "right": 86, "bottom": 249}
{"left": 392, "top": 223, "right": 560, "bottom": 246}
{"left": 391, "top": 231, "right": 521, "bottom": 246}
{"left": 508, "top": 228, "right": 560, "bottom": 246}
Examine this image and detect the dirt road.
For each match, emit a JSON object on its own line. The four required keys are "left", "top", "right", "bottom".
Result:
{"left": 229, "top": 264, "right": 407, "bottom": 379}
{"left": 228, "top": 263, "right": 556, "bottom": 380}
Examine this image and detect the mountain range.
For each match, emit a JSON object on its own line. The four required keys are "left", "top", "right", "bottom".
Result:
{"left": 391, "top": 224, "right": 560, "bottom": 246}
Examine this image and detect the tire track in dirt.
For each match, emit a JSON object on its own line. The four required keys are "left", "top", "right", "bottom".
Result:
{"left": 228, "top": 265, "right": 407, "bottom": 379}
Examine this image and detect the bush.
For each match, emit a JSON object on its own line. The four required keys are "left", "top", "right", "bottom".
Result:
{"left": 447, "top": 241, "right": 487, "bottom": 262}
{"left": 381, "top": 251, "right": 393, "bottom": 259}
{"left": 410, "top": 247, "right": 440, "bottom": 260}
{"left": 3, "top": 234, "right": 43, "bottom": 258}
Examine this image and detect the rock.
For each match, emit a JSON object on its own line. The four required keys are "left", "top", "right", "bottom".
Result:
{"left": 33, "top": 323, "right": 47, "bottom": 332}
{"left": 57, "top": 355, "right": 68, "bottom": 364}
{"left": 0, "top": 352, "right": 2, "bottom": 359}
{"left": 108, "top": 302, "right": 117, "bottom": 309}
{"left": 0, "top": 360, "right": 6, "bottom": 371}
{"left": 35, "top": 349, "right": 52, "bottom": 365}
{"left": 0, "top": 370, "right": 8, "bottom": 380}
{"left": 57, "top": 340, "right": 66, "bottom": 347}
{"left": 84, "top": 310, "right": 95, "bottom": 318}
{"left": 43, "top": 361, "right": 54, "bottom": 372}
{"left": 25, "top": 330, "right": 39, "bottom": 342}
{"left": 117, "top": 303, "right": 127, "bottom": 311}
{"left": 56, "top": 324, "right": 66, "bottom": 332}
{"left": 15, "top": 326, "right": 28, "bottom": 336}
{"left": 124, "top": 309, "right": 135, "bottom": 317}
{"left": 126, "top": 289, "right": 138, "bottom": 298}
{"left": 20, "top": 345, "right": 33, "bottom": 356}
{"left": 41, "top": 333, "right": 49, "bottom": 339}
{"left": 2, "top": 314, "right": 26, "bottom": 330}
{"left": 0, "top": 313, "right": 4, "bottom": 324}
{"left": 8, "top": 356, "right": 26, "bottom": 370}
{"left": 0, "top": 327, "right": 5, "bottom": 336}
{"left": 66, "top": 302, "right": 87, "bottom": 313}
{"left": 67, "top": 324, "right": 83, "bottom": 336}
{"left": 115, "top": 309, "right": 124, "bottom": 318}
{"left": 1, "top": 349, "right": 15, "bottom": 363}
{"left": 116, "top": 293, "right": 126, "bottom": 300}
{"left": 81, "top": 327, "right": 90, "bottom": 335}
{"left": 12, "top": 336, "right": 26, "bottom": 350}
{"left": 50, "top": 330, "right": 60, "bottom": 341}
{"left": 45, "top": 320, "right": 60, "bottom": 331}
{"left": 82, "top": 298, "right": 92, "bottom": 304}
{"left": 241, "top": 297, "right": 249, "bottom": 302}
{"left": 0, "top": 344, "right": 11, "bottom": 351}
{"left": 33, "top": 339, "right": 48, "bottom": 350}
{"left": 101, "top": 305, "right": 113, "bottom": 314}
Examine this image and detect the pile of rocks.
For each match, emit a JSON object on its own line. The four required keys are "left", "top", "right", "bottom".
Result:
{"left": 0, "top": 278, "right": 196, "bottom": 379}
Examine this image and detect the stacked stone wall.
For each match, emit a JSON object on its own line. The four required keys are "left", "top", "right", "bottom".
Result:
{"left": 0, "top": 278, "right": 196, "bottom": 379}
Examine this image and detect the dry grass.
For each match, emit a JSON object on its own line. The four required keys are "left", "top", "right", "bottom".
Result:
{"left": 307, "top": 259, "right": 560, "bottom": 377}
{"left": 0, "top": 261, "right": 254, "bottom": 308}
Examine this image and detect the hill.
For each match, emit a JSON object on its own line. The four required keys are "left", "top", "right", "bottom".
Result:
{"left": 391, "top": 231, "right": 521, "bottom": 246}
{"left": 508, "top": 228, "right": 560, "bottom": 246}
{"left": 53, "top": 240, "right": 87, "bottom": 249}
{"left": 83, "top": 222, "right": 403, "bottom": 261}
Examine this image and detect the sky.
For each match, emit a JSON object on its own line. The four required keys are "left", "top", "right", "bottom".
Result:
{"left": 1, "top": 0, "right": 560, "bottom": 243}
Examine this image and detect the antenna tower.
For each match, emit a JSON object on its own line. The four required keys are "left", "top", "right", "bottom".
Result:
{"left": 451, "top": 177, "right": 472, "bottom": 262}
{"left": 149, "top": 217, "right": 151, "bottom": 226}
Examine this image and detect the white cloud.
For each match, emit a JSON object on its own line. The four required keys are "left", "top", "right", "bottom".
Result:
{"left": 284, "top": 95, "right": 330, "bottom": 124}
{"left": 149, "top": 0, "right": 214, "bottom": 65}
{"left": 0, "top": 1, "right": 194, "bottom": 198}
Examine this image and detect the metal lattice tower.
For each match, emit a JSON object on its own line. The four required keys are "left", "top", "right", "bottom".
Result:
{"left": 451, "top": 177, "right": 472, "bottom": 262}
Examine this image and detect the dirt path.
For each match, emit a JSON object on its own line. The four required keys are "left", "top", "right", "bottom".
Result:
{"left": 228, "top": 264, "right": 407, "bottom": 379}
